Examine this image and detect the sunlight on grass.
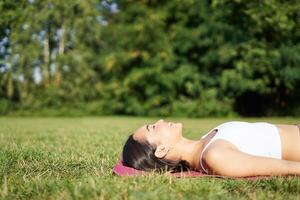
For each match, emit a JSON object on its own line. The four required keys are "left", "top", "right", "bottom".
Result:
{"left": 0, "top": 117, "right": 299, "bottom": 199}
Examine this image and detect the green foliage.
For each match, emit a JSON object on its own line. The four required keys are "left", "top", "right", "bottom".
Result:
{"left": 0, "top": 99, "right": 10, "bottom": 114}
{"left": 0, "top": 0, "right": 300, "bottom": 116}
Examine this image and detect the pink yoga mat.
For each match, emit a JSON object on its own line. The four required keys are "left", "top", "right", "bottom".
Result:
{"left": 113, "top": 159, "right": 270, "bottom": 179}
{"left": 113, "top": 159, "right": 212, "bottom": 178}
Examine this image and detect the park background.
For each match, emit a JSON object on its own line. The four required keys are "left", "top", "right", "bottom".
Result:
{"left": 1, "top": 0, "right": 300, "bottom": 199}
{"left": 1, "top": 0, "right": 300, "bottom": 118}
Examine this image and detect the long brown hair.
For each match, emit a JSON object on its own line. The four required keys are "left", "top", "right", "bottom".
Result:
{"left": 122, "top": 134, "right": 190, "bottom": 173}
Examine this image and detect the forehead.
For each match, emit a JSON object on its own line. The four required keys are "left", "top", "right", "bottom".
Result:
{"left": 132, "top": 125, "right": 147, "bottom": 143}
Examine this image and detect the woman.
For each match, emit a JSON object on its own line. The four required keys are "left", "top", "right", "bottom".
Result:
{"left": 122, "top": 119, "right": 300, "bottom": 177}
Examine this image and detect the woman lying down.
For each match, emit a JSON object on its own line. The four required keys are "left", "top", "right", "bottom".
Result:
{"left": 122, "top": 119, "right": 300, "bottom": 177}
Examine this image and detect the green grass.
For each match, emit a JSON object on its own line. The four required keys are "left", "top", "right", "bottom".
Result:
{"left": 0, "top": 117, "right": 300, "bottom": 199}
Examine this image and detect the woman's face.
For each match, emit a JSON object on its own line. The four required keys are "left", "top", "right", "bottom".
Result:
{"left": 133, "top": 119, "right": 183, "bottom": 148}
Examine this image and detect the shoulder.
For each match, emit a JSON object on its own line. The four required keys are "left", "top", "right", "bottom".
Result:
{"left": 202, "top": 140, "right": 239, "bottom": 174}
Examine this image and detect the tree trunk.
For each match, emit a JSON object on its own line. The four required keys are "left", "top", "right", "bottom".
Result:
{"left": 43, "top": 32, "right": 50, "bottom": 87}
{"left": 5, "top": 71, "right": 13, "bottom": 99}
{"left": 55, "top": 25, "right": 65, "bottom": 88}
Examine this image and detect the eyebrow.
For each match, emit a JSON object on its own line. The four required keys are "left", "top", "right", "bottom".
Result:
{"left": 146, "top": 125, "right": 150, "bottom": 132}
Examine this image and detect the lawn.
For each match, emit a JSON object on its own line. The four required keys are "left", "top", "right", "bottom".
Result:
{"left": 0, "top": 117, "right": 300, "bottom": 199}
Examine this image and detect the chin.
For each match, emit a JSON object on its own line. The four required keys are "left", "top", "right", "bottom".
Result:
{"left": 175, "top": 122, "right": 183, "bottom": 136}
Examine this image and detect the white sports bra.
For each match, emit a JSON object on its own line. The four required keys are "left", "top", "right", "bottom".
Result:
{"left": 199, "top": 121, "right": 282, "bottom": 174}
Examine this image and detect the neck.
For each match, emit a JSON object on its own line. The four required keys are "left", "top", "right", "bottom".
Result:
{"left": 172, "top": 137, "right": 205, "bottom": 171}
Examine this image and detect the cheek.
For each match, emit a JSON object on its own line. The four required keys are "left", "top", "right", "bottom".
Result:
{"left": 162, "top": 128, "right": 179, "bottom": 143}
{"left": 148, "top": 126, "right": 182, "bottom": 145}
{"left": 146, "top": 134, "right": 161, "bottom": 146}
{"left": 147, "top": 131, "right": 169, "bottom": 146}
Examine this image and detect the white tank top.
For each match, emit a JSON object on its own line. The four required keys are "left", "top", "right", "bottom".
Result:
{"left": 199, "top": 121, "right": 282, "bottom": 173}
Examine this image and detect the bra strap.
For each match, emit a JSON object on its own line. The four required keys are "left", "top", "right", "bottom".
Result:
{"left": 199, "top": 129, "right": 218, "bottom": 173}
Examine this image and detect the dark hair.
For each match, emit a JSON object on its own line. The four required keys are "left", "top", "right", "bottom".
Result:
{"left": 122, "top": 134, "right": 190, "bottom": 173}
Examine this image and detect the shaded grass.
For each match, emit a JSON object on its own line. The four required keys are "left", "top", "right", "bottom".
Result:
{"left": 0, "top": 117, "right": 300, "bottom": 199}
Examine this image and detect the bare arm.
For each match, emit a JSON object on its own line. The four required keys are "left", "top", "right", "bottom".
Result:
{"left": 204, "top": 147, "right": 300, "bottom": 177}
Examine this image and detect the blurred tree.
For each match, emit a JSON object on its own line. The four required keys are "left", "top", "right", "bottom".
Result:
{"left": 1, "top": 0, "right": 103, "bottom": 109}
{"left": 0, "top": 0, "right": 299, "bottom": 116}
{"left": 214, "top": 0, "right": 300, "bottom": 115}
{"left": 99, "top": 0, "right": 300, "bottom": 116}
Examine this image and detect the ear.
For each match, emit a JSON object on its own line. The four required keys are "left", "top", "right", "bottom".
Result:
{"left": 154, "top": 144, "right": 169, "bottom": 159}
